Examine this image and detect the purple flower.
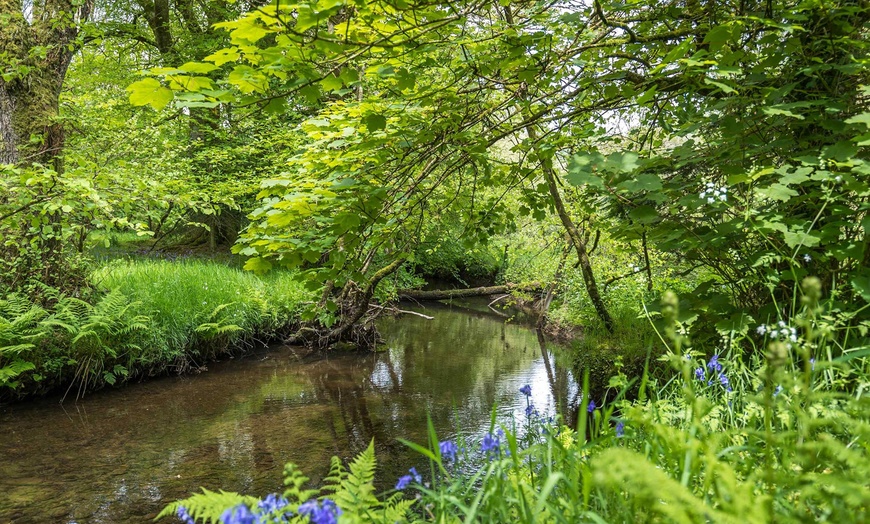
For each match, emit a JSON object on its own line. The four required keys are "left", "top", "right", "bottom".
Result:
{"left": 439, "top": 440, "right": 459, "bottom": 462}
{"left": 220, "top": 504, "right": 257, "bottom": 524}
{"left": 519, "top": 384, "right": 532, "bottom": 396}
{"left": 395, "top": 474, "right": 413, "bottom": 490}
{"left": 298, "top": 499, "right": 341, "bottom": 524}
{"left": 409, "top": 467, "right": 422, "bottom": 483}
{"left": 257, "top": 493, "right": 289, "bottom": 515}
{"left": 615, "top": 421, "right": 625, "bottom": 437}
{"left": 587, "top": 400, "right": 596, "bottom": 412}
{"left": 719, "top": 374, "right": 732, "bottom": 392}
{"left": 707, "top": 355, "right": 722, "bottom": 374}
{"left": 481, "top": 432, "right": 501, "bottom": 454}
{"left": 176, "top": 506, "right": 195, "bottom": 524}
{"left": 525, "top": 404, "right": 537, "bottom": 418}
{"left": 694, "top": 367, "right": 705, "bottom": 381}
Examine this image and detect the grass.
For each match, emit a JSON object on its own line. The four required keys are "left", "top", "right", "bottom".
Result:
{"left": 91, "top": 258, "right": 310, "bottom": 366}
{"left": 0, "top": 258, "right": 311, "bottom": 399}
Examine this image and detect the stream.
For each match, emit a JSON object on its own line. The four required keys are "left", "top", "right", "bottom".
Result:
{"left": 0, "top": 299, "right": 579, "bottom": 523}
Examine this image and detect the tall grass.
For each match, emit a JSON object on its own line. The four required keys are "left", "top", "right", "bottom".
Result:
{"left": 0, "top": 259, "right": 310, "bottom": 399}
{"left": 91, "top": 258, "right": 310, "bottom": 365}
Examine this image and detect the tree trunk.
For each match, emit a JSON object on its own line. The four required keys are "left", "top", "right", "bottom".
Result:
{"left": 0, "top": 0, "right": 92, "bottom": 168}
{"left": 398, "top": 282, "right": 543, "bottom": 301}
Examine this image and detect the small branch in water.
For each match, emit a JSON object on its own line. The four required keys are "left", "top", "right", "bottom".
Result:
{"left": 369, "top": 303, "right": 434, "bottom": 320}
{"left": 488, "top": 294, "right": 510, "bottom": 307}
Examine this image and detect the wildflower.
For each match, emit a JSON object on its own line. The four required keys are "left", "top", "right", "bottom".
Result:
{"left": 258, "top": 493, "right": 289, "bottom": 515}
{"left": 810, "top": 358, "right": 816, "bottom": 371}
{"left": 525, "top": 404, "right": 537, "bottom": 418}
{"left": 439, "top": 440, "right": 459, "bottom": 462}
{"left": 220, "top": 504, "right": 257, "bottom": 524}
{"left": 519, "top": 384, "right": 532, "bottom": 396}
{"left": 774, "top": 385, "right": 783, "bottom": 397}
{"left": 719, "top": 374, "right": 732, "bottom": 392}
{"left": 298, "top": 499, "right": 341, "bottom": 524}
{"left": 694, "top": 366, "right": 705, "bottom": 381}
{"left": 707, "top": 355, "right": 722, "bottom": 374}
{"left": 615, "top": 421, "right": 625, "bottom": 437}
{"left": 587, "top": 400, "right": 597, "bottom": 412}
{"left": 770, "top": 329, "right": 779, "bottom": 338}
{"left": 176, "top": 506, "right": 195, "bottom": 524}
{"left": 395, "top": 474, "right": 413, "bottom": 490}
{"left": 481, "top": 432, "right": 501, "bottom": 454}
{"left": 409, "top": 467, "right": 422, "bottom": 483}
{"left": 756, "top": 324, "right": 767, "bottom": 336}
{"left": 803, "top": 254, "right": 811, "bottom": 263}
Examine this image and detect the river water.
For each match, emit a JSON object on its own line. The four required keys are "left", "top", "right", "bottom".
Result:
{"left": 0, "top": 299, "right": 579, "bottom": 523}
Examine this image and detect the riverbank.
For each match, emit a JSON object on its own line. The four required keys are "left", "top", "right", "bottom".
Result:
{"left": 0, "top": 258, "right": 309, "bottom": 401}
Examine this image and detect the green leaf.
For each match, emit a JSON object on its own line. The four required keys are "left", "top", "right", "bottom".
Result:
{"left": 783, "top": 230, "right": 820, "bottom": 249}
{"left": 844, "top": 112, "right": 870, "bottom": 127}
{"left": 320, "top": 74, "right": 343, "bottom": 92}
{"left": 763, "top": 106, "right": 804, "bottom": 120}
{"left": 619, "top": 173, "right": 662, "bottom": 193}
{"left": 852, "top": 275, "right": 870, "bottom": 303}
{"left": 227, "top": 65, "right": 268, "bottom": 94}
{"left": 629, "top": 205, "right": 659, "bottom": 224}
{"left": 126, "top": 78, "right": 173, "bottom": 110}
{"left": 757, "top": 183, "right": 798, "bottom": 201}
{"left": 243, "top": 257, "right": 273, "bottom": 273}
{"left": 178, "top": 61, "right": 219, "bottom": 74}
{"left": 704, "top": 78, "right": 737, "bottom": 94}
{"left": 363, "top": 114, "right": 387, "bottom": 132}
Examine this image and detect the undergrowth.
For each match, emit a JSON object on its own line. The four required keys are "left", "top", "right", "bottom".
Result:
{"left": 0, "top": 259, "right": 310, "bottom": 400}
{"left": 160, "top": 279, "right": 870, "bottom": 523}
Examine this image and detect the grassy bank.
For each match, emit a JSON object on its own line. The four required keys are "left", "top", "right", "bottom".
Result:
{"left": 0, "top": 258, "right": 309, "bottom": 400}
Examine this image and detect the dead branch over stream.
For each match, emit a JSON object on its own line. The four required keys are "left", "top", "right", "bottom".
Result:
{"left": 397, "top": 282, "right": 543, "bottom": 301}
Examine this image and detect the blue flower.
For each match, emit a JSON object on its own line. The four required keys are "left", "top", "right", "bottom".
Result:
{"left": 810, "top": 358, "right": 816, "bottom": 371}
{"left": 298, "top": 499, "right": 341, "bottom": 524}
{"left": 615, "top": 421, "right": 625, "bottom": 438}
{"left": 524, "top": 404, "right": 537, "bottom": 418}
{"left": 519, "top": 384, "right": 532, "bottom": 396}
{"left": 694, "top": 367, "right": 705, "bottom": 381}
{"left": 395, "top": 474, "right": 413, "bottom": 490}
{"left": 774, "top": 385, "right": 783, "bottom": 397}
{"left": 439, "top": 440, "right": 459, "bottom": 462}
{"left": 257, "top": 493, "right": 289, "bottom": 516}
{"left": 719, "top": 374, "right": 732, "bottom": 392}
{"left": 707, "top": 355, "right": 722, "bottom": 373}
{"left": 176, "top": 506, "right": 195, "bottom": 524}
{"left": 409, "top": 467, "right": 422, "bottom": 483}
{"left": 220, "top": 504, "right": 257, "bottom": 524}
{"left": 481, "top": 432, "right": 501, "bottom": 454}
{"left": 587, "top": 400, "right": 596, "bottom": 412}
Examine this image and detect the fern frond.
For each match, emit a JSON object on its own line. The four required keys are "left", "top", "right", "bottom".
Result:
{"left": 156, "top": 488, "right": 259, "bottom": 523}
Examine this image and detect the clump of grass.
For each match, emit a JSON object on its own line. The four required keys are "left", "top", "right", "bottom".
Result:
{"left": 0, "top": 259, "right": 312, "bottom": 399}
{"left": 91, "top": 258, "right": 310, "bottom": 366}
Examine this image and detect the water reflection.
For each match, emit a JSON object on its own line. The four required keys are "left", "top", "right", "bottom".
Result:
{"left": 0, "top": 299, "right": 577, "bottom": 523}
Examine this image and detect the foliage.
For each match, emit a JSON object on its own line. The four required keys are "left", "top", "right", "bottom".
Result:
{"left": 159, "top": 440, "right": 412, "bottom": 524}
{"left": 160, "top": 285, "right": 870, "bottom": 523}
{"left": 0, "top": 258, "right": 311, "bottom": 399}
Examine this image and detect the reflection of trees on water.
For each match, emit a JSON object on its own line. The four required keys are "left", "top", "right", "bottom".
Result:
{"left": 537, "top": 332, "right": 580, "bottom": 428}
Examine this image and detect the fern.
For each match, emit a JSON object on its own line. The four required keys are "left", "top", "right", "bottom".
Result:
{"left": 160, "top": 441, "right": 414, "bottom": 524}
{"left": 157, "top": 489, "right": 260, "bottom": 523}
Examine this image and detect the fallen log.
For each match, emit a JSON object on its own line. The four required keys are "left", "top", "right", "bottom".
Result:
{"left": 397, "top": 282, "right": 543, "bottom": 301}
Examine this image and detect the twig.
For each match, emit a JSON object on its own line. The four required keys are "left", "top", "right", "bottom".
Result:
{"left": 369, "top": 304, "right": 434, "bottom": 320}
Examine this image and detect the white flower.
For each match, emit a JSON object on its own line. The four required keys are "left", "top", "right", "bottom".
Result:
{"left": 719, "top": 193, "right": 727, "bottom": 201}
{"left": 707, "top": 197, "right": 715, "bottom": 204}
{"left": 756, "top": 324, "right": 768, "bottom": 335}
{"left": 770, "top": 329, "right": 779, "bottom": 338}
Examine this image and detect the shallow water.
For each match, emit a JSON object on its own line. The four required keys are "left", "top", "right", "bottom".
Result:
{"left": 0, "top": 299, "right": 578, "bottom": 523}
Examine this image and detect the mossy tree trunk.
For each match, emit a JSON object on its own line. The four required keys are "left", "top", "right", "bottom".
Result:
{"left": 0, "top": 0, "right": 92, "bottom": 168}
